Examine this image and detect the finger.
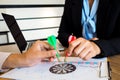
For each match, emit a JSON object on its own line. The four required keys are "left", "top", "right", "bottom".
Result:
{"left": 66, "top": 42, "right": 76, "bottom": 56}
{"left": 73, "top": 39, "right": 88, "bottom": 55}
{"left": 78, "top": 47, "right": 91, "bottom": 59}
{"left": 40, "top": 50, "right": 56, "bottom": 59}
{"left": 67, "top": 38, "right": 83, "bottom": 56}
{"left": 83, "top": 51, "right": 95, "bottom": 60}
{"left": 42, "top": 41, "right": 54, "bottom": 50}
{"left": 77, "top": 41, "right": 92, "bottom": 59}
{"left": 35, "top": 40, "right": 54, "bottom": 50}
{"left": 49, "top": 57, "right": 55, "bottom": 62}
{"left": 91, "top": 37, "right": 99, "bottom": 41}
{"left": 73, "top": 42, "right": 86, "bottom": 56}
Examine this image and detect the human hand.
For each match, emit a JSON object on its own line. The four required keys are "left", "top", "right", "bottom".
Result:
{"left": 2, "top": 41, "right": 56, "bottom": 69}
{"left": 23, "top": 40, "right": 56, "bottom": 66}
{"left": 65, "top": 37, "right": 101, "bottom": 60}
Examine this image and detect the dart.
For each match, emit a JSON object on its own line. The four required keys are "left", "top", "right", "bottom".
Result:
{"left": 47, "top": 35, "right": 60, "bottom": 62}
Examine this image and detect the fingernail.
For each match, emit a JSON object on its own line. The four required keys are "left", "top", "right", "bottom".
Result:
{"left": 50, "top": 57, "right": 54, "bottom": 62}
{"left": 66, "top": 52, "right": 70, "bottom": 56}
{"left": 52, "top": 51, "right": 56, "bottom": 55}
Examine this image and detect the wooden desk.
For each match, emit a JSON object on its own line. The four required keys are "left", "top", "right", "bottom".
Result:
{"left": 109, "top": 54, "right": 120, "bottom": 80}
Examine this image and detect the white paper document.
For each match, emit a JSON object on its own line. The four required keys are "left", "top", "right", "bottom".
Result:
{"left": 0, "top": 57, "right": 109, "bottom": 80}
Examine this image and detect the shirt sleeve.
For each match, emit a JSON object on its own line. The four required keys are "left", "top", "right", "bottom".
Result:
{"left": 0, "top": 52, "right": 12, "bottom": 71}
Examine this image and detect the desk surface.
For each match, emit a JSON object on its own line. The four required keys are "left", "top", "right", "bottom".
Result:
{"left": 0, "top": 44, "right": 120, "bottom": 80}
{"left": 109, "top": 54, "right": 120, "bottom": 80}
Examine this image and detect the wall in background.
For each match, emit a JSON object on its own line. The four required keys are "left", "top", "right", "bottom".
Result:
{"left": 0, "top": 0, "right": 65, "bottom": 5}
{"left": 0, "top": 0, "right": 65, "bottom": 45}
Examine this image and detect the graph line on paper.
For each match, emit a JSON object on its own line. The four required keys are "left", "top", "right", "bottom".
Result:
{"left": 71, "top": 61, "right": 100, "bottom": 68}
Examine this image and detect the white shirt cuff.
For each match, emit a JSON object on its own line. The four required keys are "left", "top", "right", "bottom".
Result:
{"left": 0, "top": 52, "right": 12, "bottom": 72}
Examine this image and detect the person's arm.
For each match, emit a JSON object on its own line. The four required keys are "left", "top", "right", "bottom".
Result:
{"left": 93, "top": 38, "right": 120, "bottom": 57}
{"left": 2, "top": 53, "right": 29, "bottom": 69}
{"left": 58, "top": 0, "right": 73, "bottom": 47}
{"left": 1, "top": 41, "right": 56, "bottom": 69}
